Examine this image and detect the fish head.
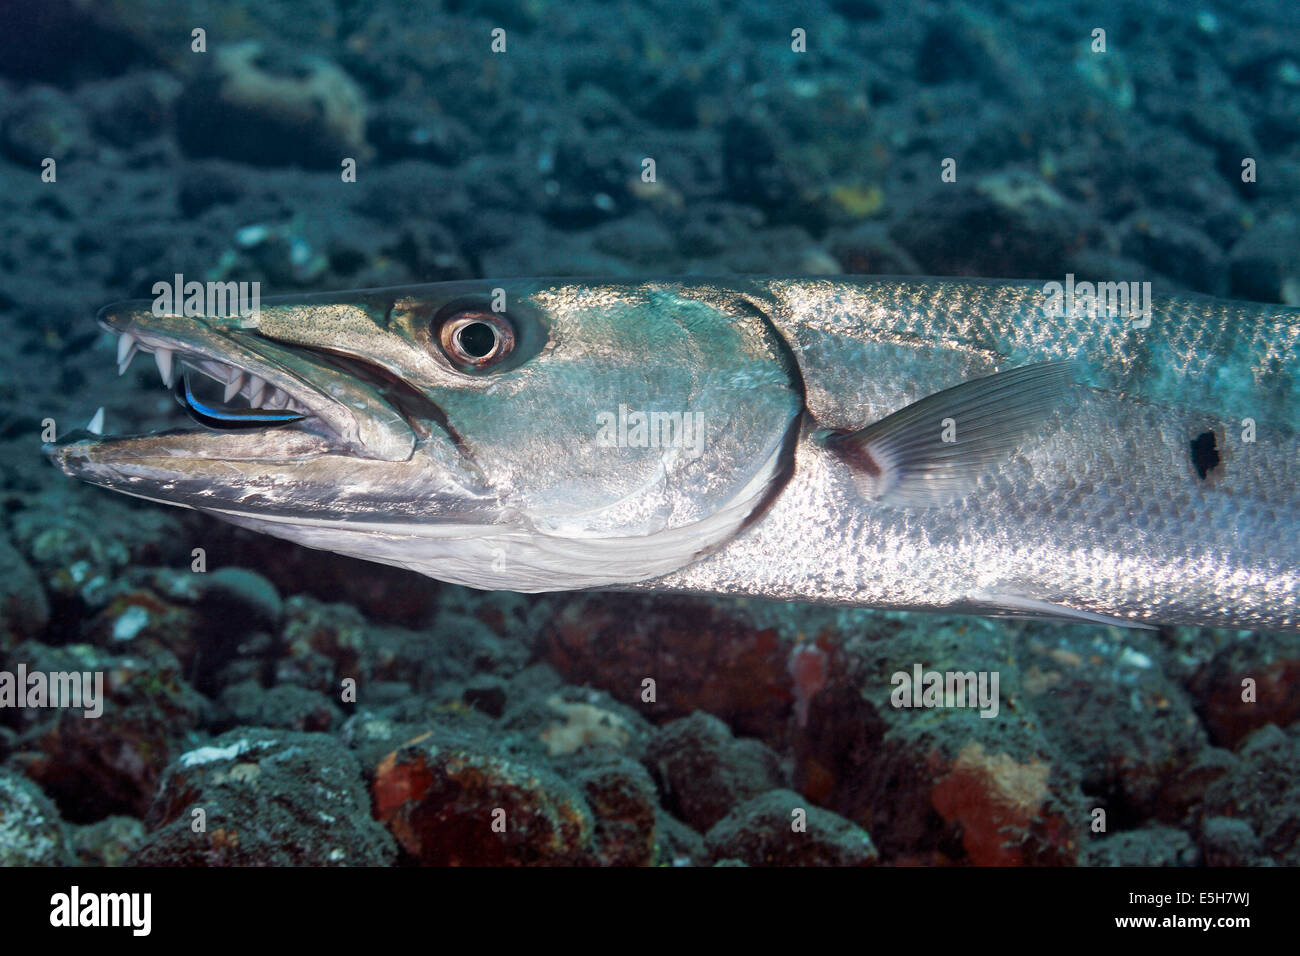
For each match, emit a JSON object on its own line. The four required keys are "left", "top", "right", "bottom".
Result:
{"left": 47, "top": 279, "right": 803, "bottom": 590}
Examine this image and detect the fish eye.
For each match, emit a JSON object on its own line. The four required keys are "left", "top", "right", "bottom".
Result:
{"left": 436, "top": 310, "right": 516, "bottom": 371}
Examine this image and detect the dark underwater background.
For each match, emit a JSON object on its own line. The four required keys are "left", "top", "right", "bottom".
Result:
{"left": 0, "top": 0, "right": 1297, "bottom": 867}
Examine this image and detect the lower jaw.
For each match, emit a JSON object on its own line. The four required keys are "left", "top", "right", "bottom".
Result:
{"left": 48, "top": 428, "right": 337, "bottom": 477}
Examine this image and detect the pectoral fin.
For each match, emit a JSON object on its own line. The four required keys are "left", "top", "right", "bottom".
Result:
{"left": 964, "top": 589, "right": 1157, "bottom": 629}
{"left": 821, "top": 361, "right": 1075, "bottom": 507}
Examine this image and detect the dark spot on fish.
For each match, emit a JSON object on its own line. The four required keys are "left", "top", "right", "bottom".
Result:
{"left": 1190, "top": 430, "right": 1221, "bottom": 481}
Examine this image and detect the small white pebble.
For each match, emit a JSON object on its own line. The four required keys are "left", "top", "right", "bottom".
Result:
{"left": 1119, "top": 647, "right": 1152, "bottom": 669}
{"left": 235, "top": 224, "right": 270, "bottom": 247}
{"left": 112, "top": 605, "right": 150, "bottom": 642}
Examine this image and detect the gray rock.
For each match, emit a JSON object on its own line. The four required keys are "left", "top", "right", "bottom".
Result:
{"left": 891, "top": 171, "right": 1101, "bottom": 278}
{"left": 367, "top": 103, "right": 476, "bottom": 165}
{"left": 75, "top": 72, "right": 182, "bottom": 148}
{"left": 0, "top": 767, "right": 73, "bottom": 865}
{"left": 135, "top": 728, "right": 397, "bottom": 866}
{"left": 1090, "top": 825, "right": 1198, "bottom": 866}
{"left": 1, "top": 85, "right": 91, "bottom": 166}
{"left": 69, "top": 815, "right": 146, "bottom": 866}
{"left": 11, "top": 487, "right": 184, "bottom": 608}
{"left": 705, "top": 789, "right": 877, "bottom": 866}
{"left": 915, "top": 7, "right": 1040, "bottom": 103}
{"left": 1200, "top": 816, "right": 1264, "bottom": 866}
{"left": 217, "top": 680, "right": 340, "bottom": 732}
{"left": 654, "top": 809, "right": 706, "bottom": 866}
{"left": 194, "top": 567, "right": 283, "bottom": 630}
{"left": 177, "top": 41, "right": 369, "bottom": 168}
{"left": 1120, "top": 212, "right": 1228, "bottom": 295}
{"left": 722, "top": 116, "right": 821, "bottom": 229}
{"left": 1230, "top": 212, "right": 1300, "bottom": 304}
{"left": 590, "top": 213, "right": 678, "bottom": 268}
{"left": 827, "top": 222, "right": 922, "bottom": 276}
{"left": 0, "top": 530, "right": 49, "bottom": 647}
{"left": 789, "top": 613, "right": 1087, "bottom": 865}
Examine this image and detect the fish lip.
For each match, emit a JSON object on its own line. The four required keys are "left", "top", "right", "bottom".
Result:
{"left": 44, "top": 426, "right": 334, "bottom": 472}
{"left": 91, "top": 299, "right": 417, "bottom": 462}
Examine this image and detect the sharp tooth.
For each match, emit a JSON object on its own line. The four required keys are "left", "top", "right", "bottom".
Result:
{"left": 247, "top": 375, "right": 266, "bottom": 406}
{"left": 200, "top": 362, "right": 227, "bottom": 385}
{"left": 116, "top": 334, "right": 138, "bottom": 376}
{"left": 266, "top": 388, "right": 287, "bottom": 409}
{"left": 86, "top": 407, "right": 105, "bottom": 435}
{"left": 224, "top": 371, "right": 245, "bottom": 403}
{"left": 155, "top": 348, "right": 174, "bottom": 387}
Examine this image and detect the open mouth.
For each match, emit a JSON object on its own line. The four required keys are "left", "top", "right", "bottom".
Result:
{"left": 68, "top": 303, "right": 418, "bottom": 464}
{"left": 117, "top": 330, "right": 313, "bottom": 428}
{"left": 111, "top": 323, "right": 351, "bottom": 450}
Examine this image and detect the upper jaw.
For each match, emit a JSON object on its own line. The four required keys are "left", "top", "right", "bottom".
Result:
{"left": 92, "top": 300, "right": 415, "bottom": 462}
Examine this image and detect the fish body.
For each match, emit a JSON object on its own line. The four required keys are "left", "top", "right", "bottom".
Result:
{"left": 47, "top": 277, "right": 1300, "bottom": 631}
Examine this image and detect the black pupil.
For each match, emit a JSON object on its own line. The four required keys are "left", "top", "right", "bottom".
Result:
{"left": 458, "top": 322, "right": 496, "bottom": 358}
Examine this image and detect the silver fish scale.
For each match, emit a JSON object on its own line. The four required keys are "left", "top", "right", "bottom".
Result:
{"left": 763, "top": 278, "right": 1299, "bottom": 427}
{"left": 646, "top": 279, "right": 1300, "bottom": 631}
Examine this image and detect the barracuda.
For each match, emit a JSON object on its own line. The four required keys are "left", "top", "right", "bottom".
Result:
{"left": 46, "top": 277, "right": 1300, "bottom": 631}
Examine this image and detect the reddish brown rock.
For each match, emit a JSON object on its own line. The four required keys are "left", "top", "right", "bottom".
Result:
{"left": 371, "top": 727, "right": 594, "bottom": 866}
{"left": 88, "top": 590, "right": 200, "bottom": 672}
{"left": 1198, "top": 724, "right": 1300, "bottom": 865}
{"left": 539, "top": 595, "right": 794, "bottom": 746}
{"left": 930, "top": 742, "right": 1075, "bottom": 866}
{"left": 280, "top": 596, "right": 366, "bottom": 691}
{"left": 576, "top": 759, "right": 658, "bottom": 866}
{"left": 8, "top": 643, "right": 202, "bottom": 822}
{"left": 644, "top": 711, "right": 785, "bottom": 832}
{"left": 1189, "top": 635, "right": 1300, "bottom": 748}
{"left": 787, "top": 617, "right": 1085, "bottom": 865}
{"left": 1016, "top": 631, "right": 1209, "bottom": 821}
